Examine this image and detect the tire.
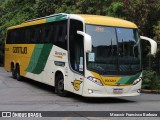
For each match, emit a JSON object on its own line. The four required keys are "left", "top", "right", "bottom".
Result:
{"left": 11, "top": 67, "right": 16, "bottom": 79}
{"left": 15, "top": 66, "right": 22, "bottom": 81}
{"left": 55, "top": 74, "right": 68, "bottom": 97}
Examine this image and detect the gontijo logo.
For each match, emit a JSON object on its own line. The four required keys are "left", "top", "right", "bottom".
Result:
{"left": 54, "top": 51, "right": 66, "bottom": 59}
{"left": 13, "top": 47, "right": 27, "bottom": 54}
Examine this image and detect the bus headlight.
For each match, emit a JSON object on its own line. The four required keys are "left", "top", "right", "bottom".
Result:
{"left": 133, "top": 77, "right": 142, "bottom": 85}
{"left": 87, "top": 76, "right": 103, "bottom": 86}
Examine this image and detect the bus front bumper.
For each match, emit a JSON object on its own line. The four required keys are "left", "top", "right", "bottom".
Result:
{"left": 82, "top": 80, "right": 142, "bottom": 97}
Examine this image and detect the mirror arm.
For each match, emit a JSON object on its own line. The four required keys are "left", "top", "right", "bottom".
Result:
{"left": 77, "top": 31, "right": 85, "bottom": 36}
{"left": 140, "top": 36, "right": 157, "bottom": 55}
{"left": 77, "top": 30, "right": 92, "bottom": 53}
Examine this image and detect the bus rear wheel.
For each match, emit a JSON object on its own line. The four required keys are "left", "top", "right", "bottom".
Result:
{"left": 15, "top": 65, "right": 22, "bottom": 81}
{"left": 11, "top": 67, "right": 16, "bottom": 79}
{"left": 55, "top": 74, "right": 68, "bottom": 97}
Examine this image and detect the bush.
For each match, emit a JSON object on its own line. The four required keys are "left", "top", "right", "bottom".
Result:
{"left": 142, "top": 69, "right": 160, "bottom": 90}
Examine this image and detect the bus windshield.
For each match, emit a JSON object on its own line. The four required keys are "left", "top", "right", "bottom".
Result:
{"left": 86, "top": 24, "right": 141, "bottom": 75}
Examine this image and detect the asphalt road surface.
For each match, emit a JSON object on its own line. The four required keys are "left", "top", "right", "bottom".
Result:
{"left": 0, "top": 67, "right": 160, "bottom": 120}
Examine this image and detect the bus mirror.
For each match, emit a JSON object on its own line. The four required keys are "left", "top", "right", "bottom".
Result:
{"left": 140, "top": 36, "right": 157, "bottom": 55}
{"left": 77, "top": 31, "right": 92, "bottom": 52}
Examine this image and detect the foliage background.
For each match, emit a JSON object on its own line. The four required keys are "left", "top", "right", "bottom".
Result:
{"left": 0, "top": 0, "right": 160, "bottom": 89}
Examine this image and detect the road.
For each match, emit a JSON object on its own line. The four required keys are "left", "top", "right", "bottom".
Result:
{"left": 0, "top": 67, "right": 160, "bottom": 120}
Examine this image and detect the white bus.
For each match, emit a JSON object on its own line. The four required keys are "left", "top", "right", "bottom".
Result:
{"left": 5, "top": 13, "right": 157, "bottom": 97}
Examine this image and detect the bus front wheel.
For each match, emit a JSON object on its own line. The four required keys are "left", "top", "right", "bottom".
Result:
{"left": 55, "top": 74, "right": 68, "bottom": 97}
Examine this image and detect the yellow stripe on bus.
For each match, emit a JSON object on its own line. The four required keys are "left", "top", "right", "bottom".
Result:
{"left": 8, "top": 19, "right": 46, "bottom": 30}
{"left": 78, "top": 14, "right": 138, "bottom": 28}
{"left": 5, "top": 44, "right": 36, "bottom": 76}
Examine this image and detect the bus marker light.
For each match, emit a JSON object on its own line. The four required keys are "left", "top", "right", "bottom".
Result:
{"left": 137, "top": 89, "right": 141, "bottom": 93}
{"left": 88, "top": 89, "right": 93, "bottom": 94}
{"left": 133, "top": 78, "right": 142, "bottom": 85}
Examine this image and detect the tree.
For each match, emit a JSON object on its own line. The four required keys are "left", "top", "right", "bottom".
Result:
{"left": 126, "top": 0, "right": 160, "bottom": 37}
{"left": 0, "top": 0, "right": 36, "bottom": 40}
{"left": 35, "top": 0, "right": 56, "bottom": 17}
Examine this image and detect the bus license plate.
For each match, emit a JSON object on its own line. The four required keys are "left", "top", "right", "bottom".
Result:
{"left": 113, "top": 88, "right": 123, "bottom": 94}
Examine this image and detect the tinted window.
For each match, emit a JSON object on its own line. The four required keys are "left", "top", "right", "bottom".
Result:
{"left": 6, "top": 31, "right": 11, "bottom": 44}
{"left": 69, "top": 19, "right": 84, "bottom": 74}
{"left": 86, "top": 25, "right": 141, "bottom": 75}
{"left": 6, "top": 20, "right": 67, "bottom": 50}
{"left": 25, "top": 27, "right": 32, "bottom": 43}
{"left": 54, "top": 21, "right": 67, "bottom": 49}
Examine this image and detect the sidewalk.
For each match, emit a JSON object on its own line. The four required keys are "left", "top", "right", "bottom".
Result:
{"left": 141, "top": 89, "right": 160, "bottom": 94}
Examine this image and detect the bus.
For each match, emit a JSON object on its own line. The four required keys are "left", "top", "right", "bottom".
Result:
{"left": 4, "top": 13, "right": 157, "bottom": 97}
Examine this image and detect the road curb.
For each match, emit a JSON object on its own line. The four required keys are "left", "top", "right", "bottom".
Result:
{"left": 141, "top": 89, "right": 160, "bottom": 94}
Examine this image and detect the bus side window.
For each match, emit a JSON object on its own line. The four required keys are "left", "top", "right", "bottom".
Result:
{"left": 19, "top": 28, "right": 25, "bottom": 44}
{"left": 12, "top": 30, "right": 18, "bottom": 44}
{"left": 46, "top": 23, "right": 55, "bottom": 44}
{"left": 34, "top": 26, "right": 41, "bottom": 43}
{"left": 10, "top": 31, "right": 13, "bottom": 44}
{"left": 6, "top": 31, "right": 11, "bottom": 44}
{"left": 54, "top": 20, "right": 67, "bottom": 50}
{"left": 41, "top": 25, "right": 49, "bottom": 43}
{"left": 69, "top": 19, "right": 84, "bottom": 74}
{"left": 14, "top": 29, "right": 20, "bottom": 44}
{"left": 25, "top": 27, "right": 31, "bottom": 44}
{"left": 30, "top": 26, "right": 36, "bottom": 44}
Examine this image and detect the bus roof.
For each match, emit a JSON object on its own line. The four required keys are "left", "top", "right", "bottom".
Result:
{"left": 77, "top": 14, "right": 138, "bottom": 28}
{"left": 8, "top": 13, "right": 68, "bottom": 30}
{"left": 8, "top": 13, "right": 138, "bottom": 30}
